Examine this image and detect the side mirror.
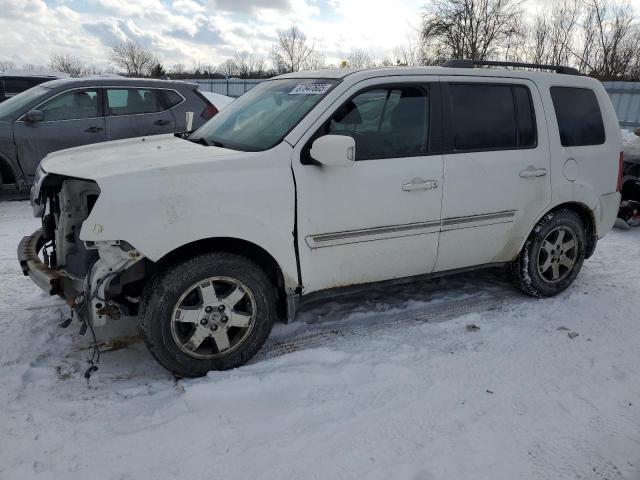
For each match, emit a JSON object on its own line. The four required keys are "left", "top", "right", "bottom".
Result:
{"left": 25, "top": 110, "right": 44, "bottom": 123}
{"left": 310, "top": 135, "right": 355, "bottom": 167}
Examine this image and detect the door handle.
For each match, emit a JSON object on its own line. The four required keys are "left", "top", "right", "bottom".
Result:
{"left": 402, "top": 179, "right": 439, "bottom": 191}
{"left": 154, "top": 119, "right": 171, "bottom": 126}
{"left": 84, "top": 126, "right": 103, "bottom": 133}
{"left": 519, "top": 166, "right": 547, "bottom": 178}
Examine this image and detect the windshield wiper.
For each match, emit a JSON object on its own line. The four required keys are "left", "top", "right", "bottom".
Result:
{"left": 186, "top": 137, "right": 226, "bottom": 148}
{"left": 187, "top": 136, "right": 211, "bottom": 147}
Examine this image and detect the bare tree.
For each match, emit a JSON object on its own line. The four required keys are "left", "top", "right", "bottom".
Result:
{"left": 421, "top": 0, "right": 524, "bottom": 60}
{"left": 218, "top": 58, "right": 238, "bottom": 77}
{"left": 394, "top": 31, "right": 441, "bottom": 66}
{"left": 171, "top": 63, "right": 186, "bottom": 74}
{"left": 233, "top": 50, "right": 256, "bottom": 78}
{"left": 302, "top": 51, "right": 327, "bottom": 70}
{"left": 49, "top": 54, "right": 87, "bottom": 77}
{"left": 0, "top": 59, "right": 16, "bottom": 71}
{"left": 200, "top": 64, "right": 216, "bottom": 76}
{"left": 541, "top": 0, "right": 582, "bottom": 66}
{"left": 109, "top": 40, "right": 158, "bottom": 77}
{"left": 253, "top": 56, "right": 266, "bottom": 78}
{"left": 580, "top": 0, "right": 640, "bottom": 79}
{"left": 270, "top": 26, "right": 315, "bottom": 73}
{"left": 346, "top": 49, "right": 376, "bottom": 68}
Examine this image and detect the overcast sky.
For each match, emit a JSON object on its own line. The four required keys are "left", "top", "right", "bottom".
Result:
{"left": 1, "top": 0, "right": 640, "bottom": 69}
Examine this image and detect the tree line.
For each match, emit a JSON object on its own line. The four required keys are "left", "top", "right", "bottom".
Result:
{"left": 2, "top": 0, "right": 639, "bottom": 82}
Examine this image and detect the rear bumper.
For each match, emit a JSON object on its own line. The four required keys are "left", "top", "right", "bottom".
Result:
{"left": 17, "top": 229, "right": 63, "bottom": 296}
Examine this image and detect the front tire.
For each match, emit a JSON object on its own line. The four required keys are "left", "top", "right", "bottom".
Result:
{"left": 510, "top": 209, "right": 586, "bottom": 297}
{"left": 140, "top": 252, "right": 276, "bottom": 377}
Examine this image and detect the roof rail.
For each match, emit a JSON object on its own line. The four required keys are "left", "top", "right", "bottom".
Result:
{"left": 442, "top": 59, "right": 579, "bottom": 75}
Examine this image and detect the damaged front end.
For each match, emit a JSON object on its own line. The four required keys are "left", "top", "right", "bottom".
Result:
{"left": 18, "top": 175, "right": 147, "bottom": 327}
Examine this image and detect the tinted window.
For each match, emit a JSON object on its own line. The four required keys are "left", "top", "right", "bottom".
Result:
{"left": 328, "top": 86, "right": 429, "bottom": 160}
{"left": 550, "top": 87, "right": 605, "bottom": 146}
{"left": 514, "top": 86, "right": 536, "bottom": 147}
{"left": 107, "top": 88, "right": 160, "bottom": 116}
{"left": 40, "top": 89, "right": 99, "bottom": 121}
{"left": 450, "top": 84, "right": 518, "bottom": 150}
{"left": 158, "top": 89, "right": 183, "bottom": 109}
{"left": 3, "top": 77, "right": 44, "bottom": 94}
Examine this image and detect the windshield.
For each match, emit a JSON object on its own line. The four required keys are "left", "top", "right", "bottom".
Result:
{"left": 189, "top": 78, "right": 339, "bottom": 151}
{"left": 0, "top": 85, "right": 49, "bottom": 118}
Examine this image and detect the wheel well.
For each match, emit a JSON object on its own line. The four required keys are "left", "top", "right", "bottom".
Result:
{"left": 156, "top": 237, "right": 288, "bottom": 320}
{"left": 548, "top": 202, "right": 597, "bottom": 258}
{"left": 0, "top": 156, "right": 16, "bottom": 185}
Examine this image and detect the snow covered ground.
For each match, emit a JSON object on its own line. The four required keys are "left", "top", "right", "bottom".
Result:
{"left": 1, "top": 199, "right": 639, "bottom": 480}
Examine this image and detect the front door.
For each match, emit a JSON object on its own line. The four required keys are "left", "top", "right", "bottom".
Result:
{"left": 292, "top": 80, "right": 444, "bottom": 294}
{"left": 13, "top": 88, "right": 105, "bottom": 180}
{"left": 435, "top": 78, "right": 551, "bottom": 272}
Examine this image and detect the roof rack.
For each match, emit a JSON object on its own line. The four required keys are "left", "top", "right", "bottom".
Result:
{"left": 442, "top": 59, "right": 579, "bottom": 75}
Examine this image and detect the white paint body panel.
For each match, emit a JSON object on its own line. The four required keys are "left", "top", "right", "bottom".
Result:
{"left": 291, "top": 75, "right": 443, "bottom": 293}
{"left": 41, "top": 135, "right": 299, "bottom": 290}
{"left": 435, "top": 76, "right": 552, "bottom": 271}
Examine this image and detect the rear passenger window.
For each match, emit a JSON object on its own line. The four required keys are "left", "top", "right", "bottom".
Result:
{"left": 550, "top": 87, "right": 605, "bottom": 146}
{"left": 448, "top": 84, "right": 536, "bottom": 151}
{"left": 106, "top": 88, "right": 160, "bottom": 116}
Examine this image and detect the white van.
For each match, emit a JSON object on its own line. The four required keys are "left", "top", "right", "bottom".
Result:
{"left": 20, "top": 61, "right": 622, "bottom": 376}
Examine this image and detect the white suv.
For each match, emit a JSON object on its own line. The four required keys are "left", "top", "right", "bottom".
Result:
{"left": 19, "top": 61, "right": 622, "bottom": 376}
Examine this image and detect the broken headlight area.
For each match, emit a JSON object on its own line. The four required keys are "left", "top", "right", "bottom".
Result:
{"left": 32, "top": 177, "right": 149, "bottom": 327}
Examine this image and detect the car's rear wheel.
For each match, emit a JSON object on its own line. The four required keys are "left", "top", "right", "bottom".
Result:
{"left": 510, "top": 209, "right": 586, "bottom": 297}
{"left": 140, "top": 252, "right": 276, "bottom": 377}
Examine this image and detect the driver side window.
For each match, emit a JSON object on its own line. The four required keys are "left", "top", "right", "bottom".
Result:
{"left": 39, "top": 89, "right": 99, "bottom": 122}
{"left": 328, "top": 86, "right": 429, "bottom": 160}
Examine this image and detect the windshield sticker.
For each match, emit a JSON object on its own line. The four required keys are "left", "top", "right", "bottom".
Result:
{"left": 289, "top": 83, "right": 332, "bottom": 95}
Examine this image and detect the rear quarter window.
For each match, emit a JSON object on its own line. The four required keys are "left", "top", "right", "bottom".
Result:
{"left": 158, "top": 89, "right": 184, "bottom": 110}
{"left": 550, "top": 87, "right": 605, "bottom": 147}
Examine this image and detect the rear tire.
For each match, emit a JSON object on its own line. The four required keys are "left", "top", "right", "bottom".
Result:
{"left": 140, "top": 252, "right": 276, "bottom": 377}
{"left": 510, "top": 209, "right": 586, "bottom": 297}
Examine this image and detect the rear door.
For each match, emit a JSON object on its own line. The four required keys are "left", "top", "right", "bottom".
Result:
{"left": 435, "top": 78, "right": 551, "bottom": 272}
{"left": 13, "top": 87, "right": 105, "bottom": 179}
{"left": 104, "top": 88, "right": 175, "bottom": 140}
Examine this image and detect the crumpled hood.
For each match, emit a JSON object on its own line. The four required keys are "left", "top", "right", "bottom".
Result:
{"left": 40, "top": 134, "right": 245, "bottom": 181}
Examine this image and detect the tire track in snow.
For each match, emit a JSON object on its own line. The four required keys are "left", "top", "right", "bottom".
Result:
{"left": 254, "top": 290, "right": 521, "bottom": 363}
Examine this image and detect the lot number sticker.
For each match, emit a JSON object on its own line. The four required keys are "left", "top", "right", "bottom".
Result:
{"left": 289, "top": 83, "right": 332, "bottom": 95}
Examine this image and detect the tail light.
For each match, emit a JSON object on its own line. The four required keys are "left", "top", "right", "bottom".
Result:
{"left": 201, "top": 104, "right": 219, "bottom": 120}
{"left": 617, "top": 151, "right": 624, "bottom": 192}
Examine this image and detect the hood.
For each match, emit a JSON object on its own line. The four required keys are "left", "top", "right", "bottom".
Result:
{"left": 40, "top": 134, "right": 246, "bottom": 181}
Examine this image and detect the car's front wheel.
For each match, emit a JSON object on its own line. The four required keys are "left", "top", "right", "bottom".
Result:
{"left": 140, "top": 252, "right": 276, "bottom": 377}
{"left": 511, "top": 209, "right": 586, "bottom": 297}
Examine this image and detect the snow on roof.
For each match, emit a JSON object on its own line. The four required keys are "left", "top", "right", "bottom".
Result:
{"left": 0, "top": 69, "right": 68, "bottom": 78}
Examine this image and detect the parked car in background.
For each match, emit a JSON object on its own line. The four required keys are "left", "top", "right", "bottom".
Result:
{"left": 20, "top": 61, "right": 622, "bottom": 377}
{"left": 0, "top": 70, "right": 66, "bottom": 103}
{"left": 0, "top": 77, "right": 218, "bottom": 190}
{"left": 199, "top": 91, "right": 234, "bottom": 110}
